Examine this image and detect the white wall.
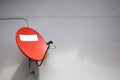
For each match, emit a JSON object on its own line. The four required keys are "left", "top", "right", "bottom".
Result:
{"left": 0, "top": 0, "right": 120, "bottom": 80}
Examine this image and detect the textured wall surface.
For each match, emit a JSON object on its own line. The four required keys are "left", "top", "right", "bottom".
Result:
{"left": 0, "top": 0, "right": 120, "bottom": 80}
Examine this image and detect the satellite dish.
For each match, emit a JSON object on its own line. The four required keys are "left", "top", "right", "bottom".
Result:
{"left": 16, "top": 27, "right": 48, "bottom": 61}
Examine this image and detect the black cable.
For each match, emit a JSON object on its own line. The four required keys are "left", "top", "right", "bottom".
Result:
{"left": 0, "top": 17, "right": 29, "bottom": 27}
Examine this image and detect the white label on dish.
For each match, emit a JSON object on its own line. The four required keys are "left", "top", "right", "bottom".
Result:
{"left": 19, "top": 34, "right": 38, "bottom": 41}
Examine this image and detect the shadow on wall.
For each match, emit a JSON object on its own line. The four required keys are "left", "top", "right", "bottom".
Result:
{"left": 12, "top": 58, "right": 39, "bottom": 80}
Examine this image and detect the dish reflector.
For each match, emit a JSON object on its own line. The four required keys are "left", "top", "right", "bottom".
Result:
{"left": 16, "top": 27, "right": 48, "bottom": 60}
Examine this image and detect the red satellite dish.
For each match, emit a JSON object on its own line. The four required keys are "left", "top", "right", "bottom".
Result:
{"left": 16, "top": 27, "right": 48, "bottom": 61}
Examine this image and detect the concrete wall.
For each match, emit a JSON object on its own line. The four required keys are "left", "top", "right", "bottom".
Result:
{"left": 0, "top": 0, "right": 120, "bottom": 80}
